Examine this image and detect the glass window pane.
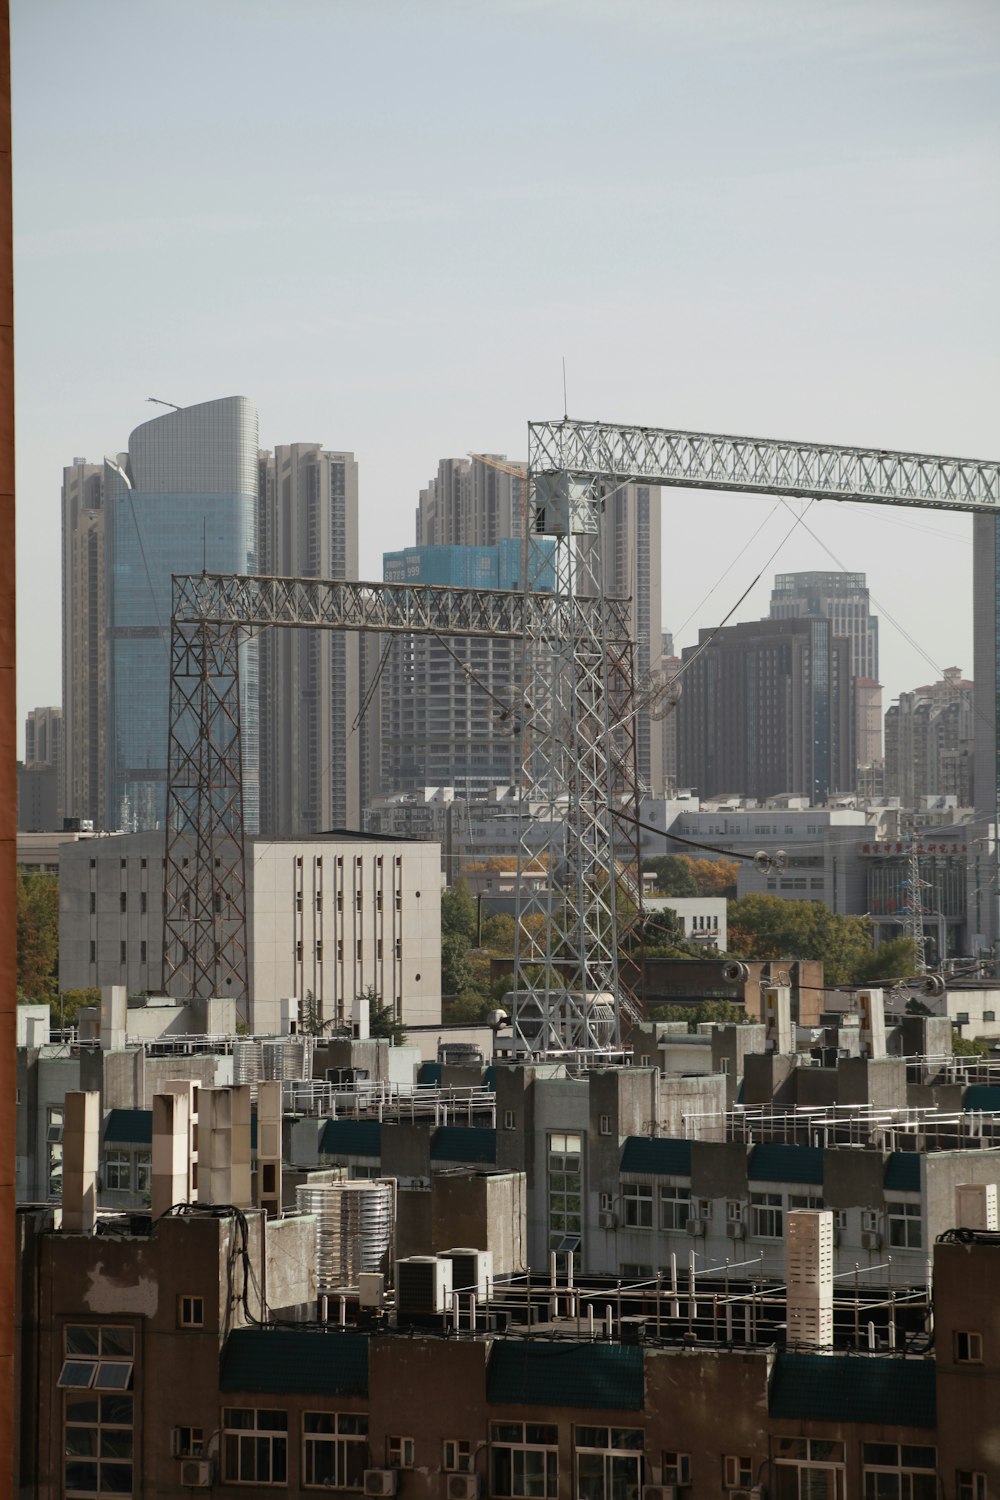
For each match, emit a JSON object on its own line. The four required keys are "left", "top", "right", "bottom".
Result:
{"left": 100, "top": 1429, "right": 133, "bottom": 1459}
{"left": 65, "top": 1396, "right": 99, "bottom": 1425}
{"left": 66, "top": 1326, "right": 99, "bottom": 1357}
{"left": 101, "top": 1394, "right": 133, "bottom": 1426}
{"left": 101, "top": 1327, "right": 134, "bottom": 1357}
{"left": 64, "top": 1427, "right": 97, "bottom": 1457}
{"left": 93, "top": 1362, "right": 132, "bottom": 1390}
{"left": 64, "top": 1460, "right": 99, "bottom": 1492}
{"left": 58, "top": 1360, "right": 97, "bottom": 1389}
{"left": 99, "top": 1461, "right": 133, "bottom": 1493}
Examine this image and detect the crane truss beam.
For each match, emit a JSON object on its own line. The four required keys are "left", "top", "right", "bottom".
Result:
{"left": 170, "top": 572, "right": 625, "bottom": 641}
{"left": 528, "top": 419, "right": 1000, "bottom": 514}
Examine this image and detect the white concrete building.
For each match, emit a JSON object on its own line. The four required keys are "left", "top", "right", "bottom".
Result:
{"left": 59, "top": 832, "right": 442, "bottom": 1034}
{"left": 644, "top": 895, "right": 727, "bottom": 949}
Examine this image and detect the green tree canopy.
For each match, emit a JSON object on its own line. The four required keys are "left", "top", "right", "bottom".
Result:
{"left": 726, "top": 893, "right": 880, "bottom": 985}
{"left": 648, "top": 999, "right": 746, "bottom": 1031}
{"left": 442, "top": 931, "right": 475, "bottom": 997}
{"left": 17, "top": 869, "right": 59, "bottom": 1001}
{"left": 441, "top": 882, "right": 478, "bottom": 942}
{"left": 645, "top": 855, "right": 698, "bottom": 897}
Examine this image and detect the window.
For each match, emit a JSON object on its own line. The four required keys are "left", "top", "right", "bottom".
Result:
{"left": 788, "top": 1193, "right": 823, "bottom": 1211}
{"left": 90, "top": 940, "right": 96, "bottom": 963}
{"left": 727, "top": 1199, "right": 744, "bottom": 1223}
{"left": 177, "top": 1296, "right": 204, "bottom": 1329}
{"left": 47, "top": 1105, "right": 64, "bottom": 1198}
{"left": 503, "top": 1110, "right": 516, "bottom": 1130}
{"left": 59, "top": 1325, "right": 135, "bottom": 1401}
{"left": 985, "top": 1011, "right": 996, "bottom": 1023}
{"left": 491, "top": 1422, "right": 558, "bottom": 1498}
{"left": 622, "top": 1183, "right": 653, "bottom": 1229}
{"left": 90, "top": 892, "right": 96, "bottom": 914}
{"left": 861, "top": 1208, "right": 879, "bottom": 1233}
{"left": 887, "top": 1200, "right": 922, "bottom": 1249}
{"left": 173, "top": 1426, "right": 205, "bottom": 1458}
{"left": 724, "top": 1454, "right": 754, "bottom": 1488}
{"left": 957, "top": 1012, "right": 970, "bottom": 1025}
{"left": 134, "top": 1152, "right": 151, "bottom": 1196}
{"left": 957, "top": 1474, "right": 987, "bottom": 1500}
{"left": 303, "top": 1413, "right": 367, "bottom": 1489}
{"left": 662, "top": 1451, "right": 691, "bottom": 1485}
{"left": 599, "top": 1114, "right": 612, "bottom": 1136}
{"left": 659, "top": 1184, "right": 691, "bottom": 1230}
{"left": 222, "top": 1408, "right": 288, "bottom": 1484}
{"left": 861, "top": 1444, "right": 936, "bottom": 1499}
{"left": 955, "top": 1330, "right": 983, "bottom": 1363}
{"left": 387, "top": 1437, "right": 414, "bottom": 1469}
{"left": 620, "top": 1263, "right": 653, "bottom": 1280}
{"left": 750, "top": 1191, "right": 783, "bottom": 1239}
{"left": 140, "top": 891, "right": 147, "bottom": 914}
{"left": 773, "top": 1437, "right": 845, "bottom": 1498}
{"left": 105, "top": 1151, "right": 131, "bottom": 1192}
{"left": 574, "top": 1426, "right": 643, "bottom": 1500}
{"left": 119, "top": 941, "right": 126, "bottom": 964}
{"left": 443, "top": 1439, "right": 472, "bottom": 1473}
{"left": 834, "top": 1209, "right": 848, "bottom": 1231}
{"left": 65, "top": 1390, "right": 134, "bottom": 1498}
{"left": 548, "top": 1133, "right": 583, "bottom": 1252}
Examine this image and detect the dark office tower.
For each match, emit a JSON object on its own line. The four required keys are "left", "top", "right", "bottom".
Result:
{"left": 257, "top": 444, "right": 361, "bottom": 834}
{"left": 61, "top": 460, "right": 105, "bottom": 827}
{"left": 677, "top": 617, "right": 852, "bottom": 803}
{"left": 770, "top": 571, "right": 882, "bottom": 770}
{"left": 104, "top": 397, "right": 259, "bottom": 832}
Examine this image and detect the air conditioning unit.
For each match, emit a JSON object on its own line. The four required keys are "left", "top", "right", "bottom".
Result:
{"left": 179, "top": 1460, "right": 213, "bottom": 1488}
{"left": 728, "top": 1490, "right": 762, "bottom": 1500}
{"left": 396, "top": 1256, "right": 453, "bottom": 1316}
{"left": 598, "top": 1209, "right": 617, "bottom": 1229}
{"left": 726, "top": 1220, "right": 746, "bottom": 1240}
{"left": 642, "top": 1486, "right": 677, "bottom": 1500}
{"left": 861, "top": 1230, "right": 882, "bottom": 1251}
{"left": 364, "top": 1472, "right": 398, "bottom": 1497}
{"left": 446, "top": 1476, "right": 480, "bottom": 1500}
{"left": 685, "top": 1218, "right": 705, "bottom": 1236}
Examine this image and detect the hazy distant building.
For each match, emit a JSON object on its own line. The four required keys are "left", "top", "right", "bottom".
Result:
{"left": 770, "top": 570, "right": 882, "bottom": 769}
{"left": 415, "top": 456, "right": 663, "bottom": 791}
{"left": 885, "top": 667, "right": 974, "bottom": 809}
{"left": 676, "top": 617, "right": 852, "bottom": 803}
{"left": 18, "top": 706, "right": 63, "bottom": 833}
{"left": 61, "top": 459, "right": 105, "bottom": 828}
{"left": 658, "top": 630, "right": 681, "bottom": 795}
{"left": 103, "top": 397, "right": 259, "bottom": 832}
{"left": 378, "top": 542, "right": 537, "bottom": 799}
{"left": 25, "top": 706, "right": 61, "bottom": 772}
{"left": 257, "top": 444, "right": 361, "bottom": 833}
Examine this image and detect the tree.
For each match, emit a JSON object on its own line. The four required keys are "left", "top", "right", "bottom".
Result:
{"left": 441, "top": 883, "right": 477, "bottom": 942}
{"left": 480, "top": 913, "right": 517, "bottom": 954}
{"left": 17, "top": 869, "right": 59, "bottom": 1001}
{"left": 851, "top": 936, "right": 921, "bottom": 986}
{"left": 688, "top": 857, "right": 740, "bottom": 898}
{"left": 726, "top": 894, "right": 883, "bottom": 985}
{"left": 365, "top": 986, "right": 407, "bottom": 1045}
{"left": 443, "top": 990, "right": 496, "bottom": 1025}
{"left": 645, "top": 855, "right": 698, "bottom": 897}
{"left": 442, "top": 931, "right": 475, "bottom": 997}
{"left": 649, "top": 1000, "right": 745, "bottom": 1031}
{"left": 953, "top": 1033, "right": 989, "bottom": 1057}
{"left": 54, "top": 988, "right": 101, "bottom": 1029}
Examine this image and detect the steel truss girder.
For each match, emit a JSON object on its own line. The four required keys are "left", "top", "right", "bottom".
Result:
{"left": 528, "top": 419, "right": 1000, "bottom": 514}
{"left": 171, "top": 572, "right": 630, "bottom": 641}
{"left": 165, "top": 574, "right": 633, "bottom": 1015}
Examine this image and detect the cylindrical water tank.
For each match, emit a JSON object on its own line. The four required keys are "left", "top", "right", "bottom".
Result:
{"left": 296, "top": 1180, "right": 394, "bottom": 1291}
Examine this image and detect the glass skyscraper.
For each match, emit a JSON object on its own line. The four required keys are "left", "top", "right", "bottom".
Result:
{"left": 105, "top": 396, "right": 258, "bottom": 831}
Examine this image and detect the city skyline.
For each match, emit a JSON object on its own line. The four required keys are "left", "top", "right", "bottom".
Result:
{"left": 11, "top": 0, "right": 999, "bottom": 747}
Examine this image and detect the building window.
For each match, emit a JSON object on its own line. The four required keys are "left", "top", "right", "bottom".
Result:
{"left": 491, "top": 1422, "right": 558, "bottom": 1498}
{"left": 727, "top": 1199, "right": 744, "bottom": 1223}
{"left": 302, "top": 1412, "right": 368, "bottom": 1489}
{"left": 861, "top": 1443, "right": 936, "bottom": 1499}
{"left": 47, "top": 1105, "right": 64, "bottom": 1198}
{"left": 134, "top": 1152, "right": 151, "bottom": 1196}
{"left": 887, "top": 1200, "right": 922, "bottom": 1249}
{"left": 387, "top": 1437, "right": 414, "bottom": 1469}
{"left": 622, "top": 1183, "right": 653, "bottom": 1229}
{"left": 955, "top": 1331, "right": 984, "bottom": 1364}
{"left": 957, "top": 1474, "right": 988, "bottom": 1500}
{"left": 723, "top": 1454, "right": 754, "bottom": 1488}
{"left": 548, "top": 1133, "right": 583, "bottom": 1252}
{"left": 90, "top": 940, "right": 96, "bottom": 963}
{"left": 89, "top": 892, "right": 96, "bottom": 914}
{"left": 503, "top": 1110, "right": 516, "bottom": 1130}
{"left": 957, "top": 1012, "right": 970, "bottom": 1025}
{"left": 222, "top": 1407, "right": 288, "bottom": 1484}
{"left": 443, "top": 1439, "right": 472, "bottom": 1473}
{"left": 177, "top": 1296, "right": 204, "bottom": 1329}
{"left": 105, "top": 1150, "right": 131, "bottom": 1192}
{"left": 750, "top": 1191, "right": 783, "bottom": 1239}
{"left": 119, "top": 941, "right": 127, "bottom": 964}
{"left": 64, "top": 1387, "right": 134, "bottom": 1498}
{"left": 662, "top": 1452, "right": 691, "bottom": 1485}
{"left": 773, "top": 1437, "right": 845, "bottom": 1498}
{"left": 599, "top": 1113, "right": 612, "bottom": 1136}
{"left": 659, "top": 1184, "right": 691, "bottom": 1230}
{"left": 172, "top": 1426, "right": 205, "bottom": 1458}
{"left": 985, "top": 1011, "right": 996, "bottom": 1023}
{"left": 574, "top": 1426, "right": 643, "bottom": 1500}
{"left": 139, "top": 941, "right": 147, "bottom": 964}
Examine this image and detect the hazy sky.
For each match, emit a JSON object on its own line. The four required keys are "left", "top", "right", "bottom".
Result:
{"left": 11, "top": 0, "right": 1000, "bottom": 750}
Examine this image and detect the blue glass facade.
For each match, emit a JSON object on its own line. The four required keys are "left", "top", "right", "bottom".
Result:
{"left": 382, "top": 538, "right": 554, "bottom": 591}
{"left": 105, "top": 397, "right": 258, "bottom": 830}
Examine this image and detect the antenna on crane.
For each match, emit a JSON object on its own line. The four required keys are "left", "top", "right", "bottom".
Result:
{"left": 562, "top": 357, "right": 568, "bottom": 420}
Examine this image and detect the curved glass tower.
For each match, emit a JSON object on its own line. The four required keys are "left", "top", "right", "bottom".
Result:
{"left": 105, "top": 396, "right": 258, "bottom": 831}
